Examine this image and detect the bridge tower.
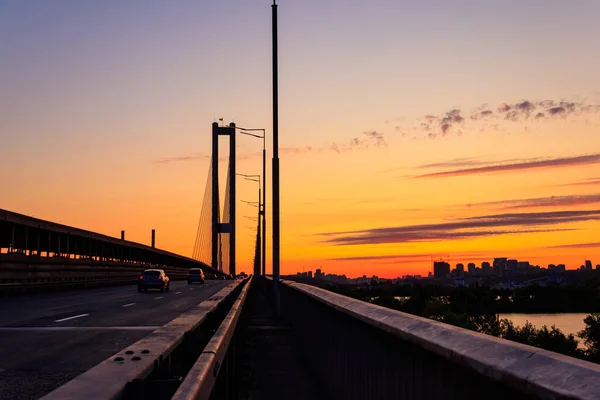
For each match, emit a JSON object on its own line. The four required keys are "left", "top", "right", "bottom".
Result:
{"left": 212, "top": 122, "right": 236, "bottom": 276}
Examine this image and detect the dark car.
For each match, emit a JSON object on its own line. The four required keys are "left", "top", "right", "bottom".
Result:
{"left": 188, "top": 268, "right": 205, "bottom": 284}
{"left": 138, "top": 269, "right": 170, "bottom": 292}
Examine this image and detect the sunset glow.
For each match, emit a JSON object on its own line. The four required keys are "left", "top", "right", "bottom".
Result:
{"left": 2, "top": 1, "right": 599, "bottom": 277}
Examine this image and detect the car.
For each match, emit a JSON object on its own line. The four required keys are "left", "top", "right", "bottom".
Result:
{"left": 138, "top": 269, "right": 170, "bottom": 292}
{"left": 188, "top": 268, "right": 205, "bottom": 284}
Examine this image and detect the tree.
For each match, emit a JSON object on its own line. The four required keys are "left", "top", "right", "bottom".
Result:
{"left": 579, "top": 313, "right": 600, "bottom": 362}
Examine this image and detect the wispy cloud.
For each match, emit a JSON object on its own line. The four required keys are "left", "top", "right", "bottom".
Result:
{"left": 414, "top": 154, "right": 600, "bottom": 179}
{"left": 286, "top": 131, "right": 388, "bottom": 155}
{"left": 319, "top": 209, "right": 598, "bottom": 246}
{"left": 328, "top": 252, "right": 501, "bottom": 264}
{"left": 557, "top": 177, "right": 600, "bottom": 187}
{"left": 400, "top": 99, "right": 600, "bottom": 139}
{"left": 153, "top": 155, "right": 208, "bottom": 164}
{"left": 472, "top": 193, "right": 600, "bottom": 210}
{"left": 416, "top": 157, "right": 522, "bottom": 169}
{"left": 546, "top": 242, "right": 600, "bottom": 249}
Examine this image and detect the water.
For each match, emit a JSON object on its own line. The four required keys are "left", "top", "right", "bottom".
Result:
{"left": 499, "top": 313, "right": 588, "bottom": 339}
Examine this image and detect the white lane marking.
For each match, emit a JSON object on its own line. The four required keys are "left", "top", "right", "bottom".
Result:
{"left": 175, "top": 292, "right": 181, "bottom": 295}
{"left": 122, "top": 303, "right": 136, "bottom": 308}
{"left": 0, "top": 326, "right": 160, "bottom": 332}
{"left": 54, "top": 314, "right": 89, "bottom": 323}
{"left": 189, "top": 288, "right": 194, "bottom": 291}
{"left": 155, "top": 296, "right": 164, "bottom": 300}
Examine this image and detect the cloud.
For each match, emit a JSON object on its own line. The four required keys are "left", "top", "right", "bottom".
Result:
{"left": 329, "top": 252, "right": 493, "bottom": 264}
{"left": 153, "top": 155, "right": 208, "bottom": 164}
{"left": 473, "top": 193, "right": 600, "bottom": 210}
{"left": 275, "top": 131, "right": 388, "bottom": 156}
{"left": 417, "top": 157, "right": 512, "bottom": 169}
{"left": 414, "top": 153, "right": 600, "bottom": 179}
{"left": 319, "top": 209, "right": 598, "bottom": 246}
{"left": 546, "top": 242, "right": 600, "bottom": 249}
{"left": 401, "top": 98, "right": 600, "bottom": 139}
{"left": 418, "top": 109, "right": 465, "bottom": 138}
{"left": 558, "top": 177, "right": 600, "bottom": 187}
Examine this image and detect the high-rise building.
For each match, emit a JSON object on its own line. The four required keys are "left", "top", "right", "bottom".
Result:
{"left": 315, "top": 269, "right": 324, "bottom": 279}
{"left": 468, "top": 263, "right": 476, "bottom": 274}
{"left": 456, "top": 263, "right": 464, "bottom": 276}
{"left": 433, "top": 261, "right": 450, "bottom": 279}
{"left": 506, "top": 259, "right": 519, "bottom": 275}
{"left": 482, "top": 262, "right": 491, "bottom": 274}
{"left": 493, "top": 258, "right": 508, "bottom": 276}
{"left": 585, "top": 260, "right": 593, "bottom": 270}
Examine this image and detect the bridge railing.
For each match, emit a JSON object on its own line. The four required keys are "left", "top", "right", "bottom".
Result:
{"left": 0, "top": 253, "right": 193, "bottom": 295}
{"left": 280, "top": 280, "right": 600, "bottom": 400}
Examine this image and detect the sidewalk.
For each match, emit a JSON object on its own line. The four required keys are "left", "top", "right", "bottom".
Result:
{"left": 235, "top": 279, "right": 324, "bottom": 400}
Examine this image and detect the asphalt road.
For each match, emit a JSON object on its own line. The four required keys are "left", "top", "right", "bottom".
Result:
{"left": 0, "top": 280, "right": 231, "bottom": 400}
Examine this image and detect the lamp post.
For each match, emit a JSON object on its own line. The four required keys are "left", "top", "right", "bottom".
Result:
{"left": 271, "top": 0, "right": 280, "bottom": 316}
{"left": 242, "top": 194, "right": 262, "bottom": 277}
{"left": 237, "top": 130, "right": 266, "bottom": 278}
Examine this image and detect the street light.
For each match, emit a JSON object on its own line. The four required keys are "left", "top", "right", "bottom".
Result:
{"left": 236, "top": 127, "right": 267, "bottom": 279}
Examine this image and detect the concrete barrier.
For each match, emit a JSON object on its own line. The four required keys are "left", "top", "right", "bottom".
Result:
{"left": 282, "top": 280, "right": 600, "bottom": 400}
{"left": 41, "top": 280, "right": 245, "bottom": 400}
{"left": 171, "top": 277, "right": 252, "bottom": 400}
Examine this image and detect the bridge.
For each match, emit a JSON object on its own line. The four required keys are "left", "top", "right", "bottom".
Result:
{"left": 2, "top": 3, "right": 600, "bottom": 400}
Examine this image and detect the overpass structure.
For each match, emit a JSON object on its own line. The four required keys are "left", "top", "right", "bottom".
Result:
{"left": 0, "top": 208, "right": 216, "bottom": 273}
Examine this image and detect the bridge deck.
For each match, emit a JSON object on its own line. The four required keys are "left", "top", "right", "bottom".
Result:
{"left": 235, "top": 280, "right": 323, "bottom": 400}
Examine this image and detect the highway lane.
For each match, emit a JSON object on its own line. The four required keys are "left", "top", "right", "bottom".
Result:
{"left": 0, "top": 280, "right": 231, "bottom": 400}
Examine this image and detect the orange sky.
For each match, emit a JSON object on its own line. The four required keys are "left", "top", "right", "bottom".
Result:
{"left": 1, "top": 2, "right": 600, "bottom": 277}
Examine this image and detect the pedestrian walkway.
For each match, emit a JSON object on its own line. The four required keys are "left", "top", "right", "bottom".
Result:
{"left": 235, "top": 279, "right": 323, "bottom": 400}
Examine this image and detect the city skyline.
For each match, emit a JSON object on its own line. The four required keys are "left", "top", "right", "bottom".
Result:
{"left": 2, "top": 1, "right": 600, "bottom": 277}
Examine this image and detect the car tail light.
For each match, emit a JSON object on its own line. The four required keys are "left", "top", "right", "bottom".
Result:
{"left": 139, "top": 275, "right": 143, "bottom": 280}
{"left": 158, "top": 276, "right": 163, "bottom": 281}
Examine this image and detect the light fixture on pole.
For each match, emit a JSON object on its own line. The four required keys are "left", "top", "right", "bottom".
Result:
{"left": 237, "top": 128, "right": 267, "bottom": 278}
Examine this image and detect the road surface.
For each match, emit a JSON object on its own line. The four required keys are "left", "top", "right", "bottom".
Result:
{"left": 0, "top": 280, "right": 231, "bottom": 400}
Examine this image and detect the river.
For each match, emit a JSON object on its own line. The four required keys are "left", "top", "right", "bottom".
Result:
{"left": 499, "top": 313, "right": 588, "bottom": 340}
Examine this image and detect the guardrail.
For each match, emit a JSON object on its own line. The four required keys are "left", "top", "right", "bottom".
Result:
{"left": 41, "top": 279, "right": 248, "bottom": 400}
{"left": 280, "top": 280, "right": 600, "bottom": 400}
{"left": 171, "top": 277, "right": 251, "bottom": 400}
{"left": 0, "top": 256, "right": 192, "bottom": 295}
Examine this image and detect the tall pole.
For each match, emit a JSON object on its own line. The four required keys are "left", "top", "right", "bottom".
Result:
{"left": 271, "top": 0, "right": 281, "bottom": 315}
{"left": 230, "top": 122, "right": 236, "bottom": 277}
{"left": 211, "top": 122, "right": 219, "bottom": 271}
{"left": 255, "top": 187, "right": 262, "bottom": 277}
{"left": 262, "top": 138, "right": 266, "bottom": 277}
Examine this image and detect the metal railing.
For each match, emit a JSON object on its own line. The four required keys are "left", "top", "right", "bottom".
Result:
{"left": 280, "top": 280, "right": 600, "bottom": 400}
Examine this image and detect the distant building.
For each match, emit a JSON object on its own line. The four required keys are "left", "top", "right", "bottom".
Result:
{"left": 493, "top": 258, "right": 508, "bottom": 276}
{"left": 467, "top": 263, "right": 476, "bottom": 274}
{"left": 315, "top": 269, "right": 324, "bottom": 279}
{"left": 456, "top": 263, "right": 464, "bottom": 276}
{"left": 506, "top": 259, "right": 519, "bottom": 275}
{"left": 433, "top": 261, "right": 450, "bottom": 279}
{"left": 518, "top": 261, "right": 530, "bottom": 270}
{"left": 585, "top": 260, "right": 593, "bottom": 270}
{"left": 482, "top": 262, "right": 491, "bottom": 274}
{"left": 454, "top": 278, "right": 465, "bottom": 287}
{"left": 308, "top": 271, "right": 313, "bottom": 278}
